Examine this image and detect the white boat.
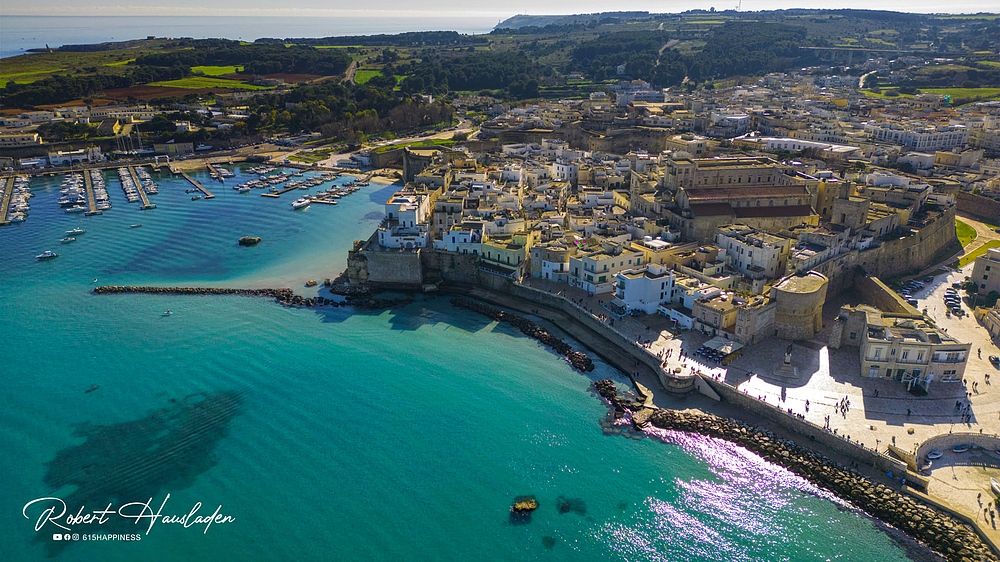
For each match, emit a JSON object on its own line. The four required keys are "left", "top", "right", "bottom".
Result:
{"left": 953, "top": 444, "right": 971, "bottom": 453}
{"left": 60, "top": 237, "right": 76, "bottom": 243}
{"left": 162, "top": 309, "right": 173, "bottom": 316}
{"left": 291, "top": 197, "right": 311, "bottom": 210}
{"left": 992, "top": 478, "right": 1000, "bottom": 495}
{"left": 36, "top": 250, "right": 58, "bottom": 260}
{"left": 130, "top": 224, "right": 142, "bottom": 228}
{"left": 65, "top": 205, "right": 86, "bottom": 213}
{"left": 926, "top": 450, "right": 943, "bottom": 460}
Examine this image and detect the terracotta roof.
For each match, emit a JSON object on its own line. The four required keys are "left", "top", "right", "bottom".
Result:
{"left": 733, "top": 205, "right": 815, "bottom": 218}
{"left": 689, "top": 203, "right": 735, "bottom": 217}
{"left": 685, "top": 186, "right": 807, "bottom": 201}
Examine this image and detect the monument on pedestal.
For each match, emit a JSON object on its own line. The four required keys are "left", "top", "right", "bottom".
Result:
{"left": 773, "top": 342, "right": 798, "bottom": 381}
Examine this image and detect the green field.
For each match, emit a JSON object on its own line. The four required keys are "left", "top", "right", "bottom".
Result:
{"left": 147, "top": 77, "right": 272, "bottom": 90}
{"left": 192, "top": 65, "right": 242, "bottom": 76}
{"left": 960, "top": 240, "right": 1000, "bottom": 268}
{"left": 353, "top": 69, "right": 382, "bottom": 84}
{"left": 372, "top": 138, "right": 456, "bottom": 153}
{"left": 0, "top": 45, "right": 168, "bottom": 87}
{"left": 956, "top": 219, "right": 978, "bottom": 247}
{"left": 920, "top": 87, "right": 1000, "bottom": 105}
{"left": 287, "top": 148, "right": 334, "bottom": 163}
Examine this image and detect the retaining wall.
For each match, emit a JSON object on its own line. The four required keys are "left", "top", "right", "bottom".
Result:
{"left": 702, "top": 375, "right": 911, "bottom": 476}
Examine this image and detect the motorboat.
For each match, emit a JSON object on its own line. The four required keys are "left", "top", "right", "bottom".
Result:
{"left": 291, "top": 197, "right": 311, "bottom": 210}
{"left": 953, "top": 444, "right": 971, "bottom": 453}
{"left": 992, "top": 478, "right": 1000, "bottom": 495}
{"left": 926, "top": 450, "right": 943, "bottom": 460}
{"left": 60, "top": 237, "right": 76, "bottom": 243}
{"left": 130, "top": 224, "right": 142, "bottom": 228}
{"left": 162, "top": 309, "right": 173, "bottom": 316}
{"left": 66, "top": 228, "right": 85, "bottom": 235}
{"left": 191, "top": 195, "right": 203, "bottom": 201}
{"left": 36, "top": 250, "right": 58, "bottom": 259}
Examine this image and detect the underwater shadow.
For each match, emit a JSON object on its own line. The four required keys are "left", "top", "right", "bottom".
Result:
{"left": 36, "top": 390, "right": 246, "bottom": 557}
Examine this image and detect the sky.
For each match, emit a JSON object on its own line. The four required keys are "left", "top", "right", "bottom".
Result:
{"left": 1, "top": 0, "right": 997, "bottom": 17}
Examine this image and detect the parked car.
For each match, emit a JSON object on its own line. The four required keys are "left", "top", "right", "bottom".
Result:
{"left": 906, "top": 298, "right": 918, "bottom": 306}
{"left": 990, "top": 356, "right": 1000, "bottom": 368}
{"left": 924, "top": 276, "right": 934, "bottom": 282}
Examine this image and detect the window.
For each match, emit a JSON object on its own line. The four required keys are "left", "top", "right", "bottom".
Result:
{"left": 850, "top": 332, "right": 857, "bottom": 339}
{"left": 902, "top": 351, "right": 909, "bottom": 360}
{"left": 874, "top": 348, "right": 881, "bottom": 359}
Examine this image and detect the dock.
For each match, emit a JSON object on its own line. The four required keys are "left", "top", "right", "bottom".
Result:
{"left": 259, "top": 183, "right": 305, "bottom": 198}
{"left": 0, "top": 176, "right": 14, "bottom": 225}
{"left": 83, "top": 171, "right": 101, "bottom": 215}
{"left": 128, "top": 166, "right": 157, "bottom": 209}
{"left": 310, "top": 199, "right": 339, "bottom": 205}
{"left": 177, "top": 171, "right": 215, "bottom": 199}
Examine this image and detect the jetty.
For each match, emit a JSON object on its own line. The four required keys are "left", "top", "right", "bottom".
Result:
{"left": 260, "top": 183, "right": 303, "bottom": 198}
{"left": 0, "top": 176, "right": 14, "bottom": 225}
{"left": 83, "top": 171, "right": 101, "bottom": 215}
{"left": 177, "top": 170, "right": 215, "bottom": 199}
{"left": 127, "top": 166, "right": 156, "bottom": 209}
{"left": 206, "top": 162, "right": 224, "bottom": 181}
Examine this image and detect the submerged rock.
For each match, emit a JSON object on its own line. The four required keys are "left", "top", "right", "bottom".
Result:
{"left": 238, "top": 236, "right": 261, "bottom": 247}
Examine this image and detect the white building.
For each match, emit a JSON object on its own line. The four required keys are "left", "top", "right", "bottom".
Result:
{"left": 864, "top": 122, "right": 969, "bottom": 151}
{"left": 613, "top": 264, "right": 676, "bottom": 314}
{"left": 715, "top": 224, "right": 791, "bottom": 282}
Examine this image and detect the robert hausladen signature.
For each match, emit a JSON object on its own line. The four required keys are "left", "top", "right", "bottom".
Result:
{"left": 22, "top": 494, "right": 235, "bottom": 535}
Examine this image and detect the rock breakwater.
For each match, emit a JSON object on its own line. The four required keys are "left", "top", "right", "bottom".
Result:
{"left": 94, "top": 285, "right": 412, "bottom": 310}
{"left": 592, "top": 380, "right": 994, "bottom": 562}
{"left": 451, "top": 298, "right": 594, "bottom": 372}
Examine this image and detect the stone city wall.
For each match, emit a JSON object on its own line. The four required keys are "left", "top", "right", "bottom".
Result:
{"left": 361, "top": 248, "right": 424, "bottom": 286}
{"left": 957, "top": 192, "right": 1000, "bottom": 225}
{"left": 855, "top": 274, "right": 922, "bottom": 315}
{"left": 816, "top": 206, "right": 961, "bottom": 299}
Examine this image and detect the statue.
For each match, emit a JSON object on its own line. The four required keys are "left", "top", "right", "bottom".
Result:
{"left": 775, "top": 342, "right": 798, "bottom": 380}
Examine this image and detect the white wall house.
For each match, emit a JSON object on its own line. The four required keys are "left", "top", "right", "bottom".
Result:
{"left": 613, "top": 264, "right": 676, "bottom": 314}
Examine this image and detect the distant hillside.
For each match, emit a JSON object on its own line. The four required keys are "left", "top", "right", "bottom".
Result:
{"left": 495, "top": 12, "right": 650, "bottom": 30}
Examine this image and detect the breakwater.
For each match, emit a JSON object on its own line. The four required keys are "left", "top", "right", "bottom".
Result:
{"left": 593, "top": 380, "right": 994, "bottom": 562}
{"left": 450, "top": 297, "right": 594, "bottom": 373}
{"left": 92, "top": 285, "right": 410, "bottom": 310}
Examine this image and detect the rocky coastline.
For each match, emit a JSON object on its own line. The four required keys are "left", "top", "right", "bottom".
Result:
{"left": 450, "top": 297, "right": 595, "bottom": 372}
{"left": 594, "top": 379, "right": 995, "bottom": 562}
{"left": 92, "top": 285, "right": 410, "bottom": 310}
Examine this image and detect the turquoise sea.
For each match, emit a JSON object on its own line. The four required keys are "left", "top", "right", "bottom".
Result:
{"left": 1, "top": 166, "right": 926, "bottom": 561}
